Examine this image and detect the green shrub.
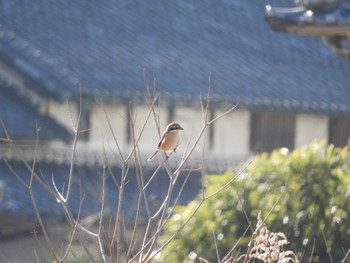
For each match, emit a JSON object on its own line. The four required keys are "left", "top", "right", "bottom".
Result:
{"left": 159, "top": 141, "right": 350, "bottom": 262}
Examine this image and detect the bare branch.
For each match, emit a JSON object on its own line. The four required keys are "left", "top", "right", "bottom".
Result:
{"left": 61, "top": 184, "right": 85, "bottom": 262}
{"left": 212, "top": 228, "right": 221, "bottom": 263}
{"left": 98, "top": 164, "right": 108, "bottom": 263}
{"left": 0, "top": 117, "right": 11, "bottom": 142}
{"left": 124, "top": 97, "right": 158, "bottom": 162}
{"left": 321, "top": 229, "right": 334, "bottom": 263}
{"left": 29, "top": 123, "right": 61, "bottom": 262}
{"left": 65, "top": 87, "right": 83, "bottom": 202}
{"left": 341, "top": 248, "right": 350, "bottom": 263}
{"left": 102, "top": 100, "right": 125, "bottom": 160}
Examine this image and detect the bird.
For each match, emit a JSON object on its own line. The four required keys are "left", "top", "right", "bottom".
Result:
{"left": 147, "top": 122, "right": 184, "bottom": 161}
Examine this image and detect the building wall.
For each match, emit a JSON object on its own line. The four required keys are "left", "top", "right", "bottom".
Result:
{"left": 132, "top": 103, "right": 169, "bottom": 154}
{"left": 45, "top": 99, "right": 78, "bottom": 131}
{"left": 88, "top": 103, "right": 128, "bottom": 150}
{"left": 294, "top": 114, "right": 329, "bottom": 148}
{"left": 45, "top": 98, "right": 333, "bottom": 163}
{"left": 212, "top": 109, "right": 250, "bottom": 160}
{"left": 173, "top": 105, "right": 208, "bottom": 157}
{"left": 88, "top": 102, "right": 172, "bottom": 159}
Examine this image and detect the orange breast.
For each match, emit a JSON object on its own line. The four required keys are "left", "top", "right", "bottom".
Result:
{"left": 159, "top": 133, "right": 179, "bottom": 151}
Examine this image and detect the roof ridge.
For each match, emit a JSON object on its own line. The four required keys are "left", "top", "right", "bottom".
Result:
{"left": 0, "top": 143, "right": 236, "bottom": 173}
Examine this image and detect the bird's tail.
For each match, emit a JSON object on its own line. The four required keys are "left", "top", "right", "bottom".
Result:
{"left": 147, "top": 149, "right": 159, "bottom": 162}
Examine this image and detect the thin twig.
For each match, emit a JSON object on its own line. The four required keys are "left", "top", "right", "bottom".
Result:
{"left": 308, "top": 239, "right": 316, "bottom": 263}
{"left": 0, "top": 117, "right": 11, "bottom": 142}
{"left": 205, "top": 161, "right": 252, "bottom": 200}
{"left": 124, "top": 97, "right": 158, "bottom": 163}
{"left": 341, "top": 248, "right": 350, "bottom": 263}
{"left": 321, "top": 229, "right": 334, "bottom": 263}
{"left": 102, "top": 100, "right": 125, "bottom": 160}
{"left": 236, "top": 189, "right": 254, "bottom": 233}
{"left": 222, "top": 225, "right": 251, "bottom": 263}
{"left": 140, "top": 199, "right": 205, "bottom": 263}
{"left": 243, "top": 192, "right": 285, "bottom": 263}
{"left": 129, "top": 124, "right": 148, "bottom": 262}
{"left": 61, "top": 183, "right": 85, "bottom": 262}
{"left": 65, "top": 89, "right": 83, "bottom": 202}
{"left": 98, "top": 163, "right": 108, "bottom": 263}
{"left": 28, "top": 123, "right": 61, "bottom": 262}
{"left": 212, "top": 229, "right": 221, "bottom": 263}
{"left": 137, "top": 74, "right": 242, "bottom": 262}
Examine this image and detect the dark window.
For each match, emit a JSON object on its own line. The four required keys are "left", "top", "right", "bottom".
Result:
{"left": 126, "top": 101, "right": 133, "bottom": 144}
{"left": 250, "top": 112, "right": 295, "bottom": 153}
{"left": 79, "top": 98, "right": 91, "bottom": 141}
{"left": 329, "top": 117, "right": 350, "bottom": 147}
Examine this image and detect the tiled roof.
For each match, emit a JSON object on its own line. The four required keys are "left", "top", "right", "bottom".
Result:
{"left": 0, "top": 81, "right": 71, "bottom": 141}
{"left": 0, "top": 160, "right": 201, "bottom": 222}
{"left": 265, "top": 1, "right": 350, "bottom": 59}
{"left": 0, "top": 1, "right": 349, "bottom": 113}
{"left": 0, "top": 143, "right": 235, "bottom": 174}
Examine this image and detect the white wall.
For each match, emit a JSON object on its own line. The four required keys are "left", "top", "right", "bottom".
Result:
{"left": 89, "top": 103, "right": 127, "bottom": 150}
{"left": 295, "top": 114, "right": 329, "bottom": 148}
{"left": 211, "top": 109, "right": 250, "bottom": 160}
{"left": 88, "top": 102, "right": 170, "bottom": 159}
{"left": 88, "top": 103, "right": 251, "bottom": 162}
{"left": 173, "top": 105, "right": 210, "bottom": 157}
{"left": 132, "top": 104, "right": 168, "bottom": 154}
{"left": 47, "top": 98, "right": 333, "bottom": 164}
{"left": 45, "top": 99, "right": 78, "bottom": 131}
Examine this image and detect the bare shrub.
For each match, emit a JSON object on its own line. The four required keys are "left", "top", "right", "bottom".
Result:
{"left": 4, "top": 77, "right": 241, "bottom": 262}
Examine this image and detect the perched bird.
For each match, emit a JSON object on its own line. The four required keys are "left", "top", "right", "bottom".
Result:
{"left": 147, "top": 122, "right": 184, "bottom": 161}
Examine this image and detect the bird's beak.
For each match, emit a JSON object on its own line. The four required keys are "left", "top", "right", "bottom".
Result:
{"left": 180, "top": 126, "right": 184, "bottom": 130}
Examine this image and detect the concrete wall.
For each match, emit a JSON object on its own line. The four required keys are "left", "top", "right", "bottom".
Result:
{"left": 173, "top": 105, "right": 207, "bottom": 157}
{"left": 45, "top": 99, "right": 78, "bottom": 131}
{"left": 89, "top": 103, "right": 128, "bottom": 150}
{"left": 211, "top": 109, "right": 250, "bottom": 160}
{"left": 295, "top": 114, "right": 329, "bottom": 148}
{"left": 132, "top": 104, "right": 169, "bottom": 155}
{"left": 46, "top": 99, "right": 332, "bottom": 163}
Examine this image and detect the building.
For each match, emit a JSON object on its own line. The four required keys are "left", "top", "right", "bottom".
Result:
{"left": 265, "top": 0, "right": 350, "bottom": 59}
{"left": 0, "top": 0, "right": 350, "bottom": 237}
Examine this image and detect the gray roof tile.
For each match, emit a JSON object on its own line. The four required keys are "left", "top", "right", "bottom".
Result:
{"left": 0, "top": 82, "right": 71, "bottom": 141}
{"left": 0, "top": 0, "right": 349, "bottom": 113}
{"left": 0, "top": 160, "right": 201, "bottom": 221}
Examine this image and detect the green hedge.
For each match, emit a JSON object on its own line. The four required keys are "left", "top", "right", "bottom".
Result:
{"left": 159, "top": 141, "right": 350, "bottom": 262}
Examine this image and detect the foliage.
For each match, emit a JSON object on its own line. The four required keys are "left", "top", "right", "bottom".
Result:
{"left": 159, "top": 141, "right": 350, "bottom": 262}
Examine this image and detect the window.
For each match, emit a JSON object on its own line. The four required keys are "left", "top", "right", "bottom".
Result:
{"left": 250, "top": 112, "right": 295, "bottom": 153}
{"left": 80, "top": 99, "right": 91, "bottom": 140}
{"left": 329, "top": 117, "right": 350, "bottom": 147}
